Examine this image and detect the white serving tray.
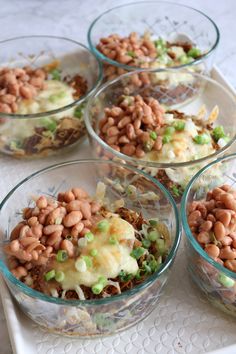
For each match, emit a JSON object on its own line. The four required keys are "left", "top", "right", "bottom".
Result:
{"left": 0, "top": 67, "right": 236, "bottom": 354}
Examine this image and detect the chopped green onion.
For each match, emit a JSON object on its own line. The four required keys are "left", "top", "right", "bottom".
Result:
{"left": 149, "top": 219, "right": 158, "bottom": 226}
{"left": 90, "top": 248, "right": 98, "bottom": 257}
{"left": 148, "top": 230, "right": 159, "bottom": 242}
{"left": 165, "top": 126, "right": 175, "bottom": 135}
{"left": 156, "top": 239, "right": 166, "bottom": 254}
{"left": 143, "top": 140, "right": 154, "bottom": 152}
{"left": 193, "top": 134, "right": 211, "bottom": 145}
{"left": 9, "top": 140, "right": 22, "bottom": 150}
{"left": 126, "top": 51, "right": 136, "bottom": 58}
{"left": 56, "top": 250, "right": 68, "bottom": 262}
{"left": 65, "top": 235, "right": 73, "bottom": 241}
{"left": 149, "top": 258, "right": 159, "bottom": 272}
{"left": 135, "top": 269, "right": 142, "bottom": 280}
{"left": 150, "top": 131, "right": 157, "bottom": 140}
{"left": 75, "top": 258, "right": 87, "bottom": 272}
{"left": 119, "top": 270, "right": 133, "bottom": 282}
{"left": 162, "top": 135, "right": 171, "bottom": 144}
{"left": 55, "top": 270, "right": 65, "bottom": 282}
{"left": 98, "top": 276, "right": 107, "bottom": 287}
{"left": 212, "top": 126, "right": 226, "bottom": 141}
{"left": 40, "top": 117, "right": 57, "bottom": 132}
{"left": 171, "top": 185, "right": 181, "bottom": 197}
{"left": 142, "top": 261, "right": 152, "bottom": 274}
{"left": 74, "top": 106, "right": 83, "bottom": 119}
{"left": 142, "top": 239, "right": 151, "bottom": 249}
{"left": 154, "top": 38, "right": 167, "bottom": 52}
{"left": 218, "top": 273, "right": 235, "bottom": 288}
{"left": 83, "top": 255, "right": 93, "bottom": 268}
{"left": 130, "top": 247, "right": 146, "bottom": 260}
{"left": 85, "top": 232, "right": 94, "bottom": 243}
{"left": 92, "top": 283, "right": 104, "bottom": 294}
{"left": 173, "top": 121, "right": 185, "bottom": 131}
{"left": 97, "top": 219, "right": 110, "bottom": 232}
{"left": 44, "top": 269, "right": 55, "bottom": 281}
{"left": 50, "top": 68, "right": 61, "bottom": 80}
{"left": 187, "top": 47, "right": 201, "bottom": 58}
{"left": 78, "top": 237, "right": 87, "bottom": 248}
{"left": 109, "top": 235, "right": 118, "bottom": 245}
{"left": 49, "top": 91, "right": 66, "bottom": 103}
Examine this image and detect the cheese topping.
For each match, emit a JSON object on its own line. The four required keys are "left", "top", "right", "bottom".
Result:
{"left": 53, "top": 217, "right": 139, "bottom": 290}
{"left": 17, "top": 80, "right": 75, "bottom": 115}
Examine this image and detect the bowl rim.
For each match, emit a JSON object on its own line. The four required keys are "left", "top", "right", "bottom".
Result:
{"left": 181, "top": 153, "right": 236, "bottom": 280}
{"left": 0, "top": 158, "right": 181, "bottom": 306}
{"left": 87, "top": 0, "right": 220, "bottom": 71}
{"left": 84, "top": 68, "right": 236, "bottom": 168}
{"left": 0, "top": 35, "right": 103, "bottom": 119}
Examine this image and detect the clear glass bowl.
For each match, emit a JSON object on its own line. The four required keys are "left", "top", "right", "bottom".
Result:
{"left": 88, "top": 1, "right": 220, "bottom": 81}
{"left": 84, "top": 69, "right": 236, "bottom": 201}
{"left": 0, "top": 36, "right": 102, "bottom": 158}
{"left": 181, "top": 154, "right": 236, "bottom": 317}
{"left": 0, "top": 159, "right": 180, "bottom": 337}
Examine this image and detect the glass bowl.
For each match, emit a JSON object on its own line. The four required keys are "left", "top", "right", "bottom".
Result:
{"left": 0, "top": 159, "right": 180, "bottom": 337}
{"left": 88, "top": 1, "right": 220, "bottom": 81}
{"left": 0, "top": 36, "right": 102, "bottom": 158}
{"left": 181, "top": 154, "right": 236, "bottom": 317}
{"left": 84, "top": 69, "right": 236, "bottom": 201}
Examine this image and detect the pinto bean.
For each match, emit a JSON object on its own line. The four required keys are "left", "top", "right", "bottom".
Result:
{"left": 60, "top": 239, "right": 74, "bottom": 257}
{"left": 213, "top": 221, "right": 226, "bottom": 241}
{"left": 46, "top": 230, "right": 62, "bottom": 246}
{"left": 36, "top": 196, "right": 48, "bottom": 209}
{"left": 220, "top": 246, "right": 236, "bottom": 260}
{"left": 199, "top": 220, "right": 212, "bottom": 232}
{"left": 63, "top": 211, "right": 83, "bottom": 227}
{"left": 72, "top": 187, "right": 88, "bottom": 199}
{"left": 204, "top": 244, "right": 220, "bottom": 258}
{"left": 43, "top": 224, "right": 63, "bottom": 235}
{"left": 80, "top": 202, "right": 91, "bottom": 220}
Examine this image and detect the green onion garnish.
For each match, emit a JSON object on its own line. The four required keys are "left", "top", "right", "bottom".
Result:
{"left": 187, "top": 47, "right": 201, "bottom": 59}
{"left": 75, "top": 258, "right": 87, "bottom": 272}
{"left": 50, "top": 68, "right": 61, "bottom": 80}
{"left": 130, "top": 247, "right": 146, "bottom": 260}
{"left": 212, "top": 126, "right": 226, "bottom": 142}
{"left": 149, "top": 219, "right": 158, "bottom": 226}
{"left": 83, "top": 255, "right": 92, "bottom": 268}
{"left": 165, "top": 126, "right": 175, "bottom": 135}
{"left": 148, "top": 230, "right": 160, "bottom": 242}
{"left": 85, "top": 232, "right": 94, "bottom": 243}
{"left": 162, "top": 135, "right": 171, "bottom": 144}
{"left": 55, "top": 270, "right": 65, "bottom": 282}
{"left": 150, "top": 131, "right": 157, "bottom": 140}
{"left": 119, "top": 270, "right": 133, "bottom": 282}
{"left": 142, "top": 239, "right": 151, "bottom": 249}
{"left": 90, "top": 248, "right": 98, "bottom": 257}
{"left": 56, "top": 250, "right": 68, "bottom": 262}
{"left": 109, "top": 235, "right": 118, "bottom": 245}
{"left": 97, "top": 219, "right": 110, "bottom": 232}
{"left": 74, "top": 106, "right": 83, "bottom": 119}
{"left": 193, "top": 134, "right": 211, "bottom": 145}
{"left": 173, "top": 121, "right": 185, "bottom": 131}
{"left": 98, "top": 276, "right": 107, "bottom": 287}
{"left": 92, "top": 283, "right": 104, "bottom": 294}
{"left": 44, "top": 269, "right": 55, "bottom": 281}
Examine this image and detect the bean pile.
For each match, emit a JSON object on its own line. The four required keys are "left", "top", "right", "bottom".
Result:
{"left": 188, "top": 184, "right": 236, "bottom": 272}
{"left": 4, "top": 187, "right": 101, "bottom": 279}
{"left": 0, "top": 67, "right": 47, "bottom": 113}
{"left": 99, "top": 95, "right": 165, "bottom": 157}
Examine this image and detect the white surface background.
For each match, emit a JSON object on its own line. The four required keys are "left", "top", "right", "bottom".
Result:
{"left": 0, "top": 0, "right": 235, "bottom": 353}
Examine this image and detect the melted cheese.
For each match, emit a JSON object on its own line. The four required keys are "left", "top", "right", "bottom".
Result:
{"left": 53, "top": 217, "right": 139, "bottom": 290}
{"left": 17, "top": 80, "right": 75, "bottom": 115}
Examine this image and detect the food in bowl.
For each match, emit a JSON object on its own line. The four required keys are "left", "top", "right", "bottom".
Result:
{"left": 88, "top": 2, "right": 220, "bottom": 81}
{"left": 181, "top": 154, "right": 236, "bottom": 317}
{"left": 4, "top": 183, "right": 170, "bottom": 300}
{"left": 85, "top": 70, "right": 236, "bottom": 201}
{"left": 0, "top": 36, "right": 102, "bottom": 158}
{"left": 97, "top": 31, "right": 203, "bottom": 81}
{"left": 98, "top": 93, "right": 229, "bottom": 199}
{"left": 0, "top": 160, "right": 180, "bottom": 336}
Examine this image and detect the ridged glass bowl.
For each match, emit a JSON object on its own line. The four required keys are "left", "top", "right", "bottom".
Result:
{"left": 88, "top": 1, "right": 220, "bottom": 81}
{"left": 0, "top": 36, "right": 102, "bottom": 158}
{"left": 181, "top": 154, "right": 236, "bottom": 317}
{"left": 84, "top": 69, "right": 236, "bottom": 201}
{"left": 0, "top": 159, "right": 180, "bottom": 337}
